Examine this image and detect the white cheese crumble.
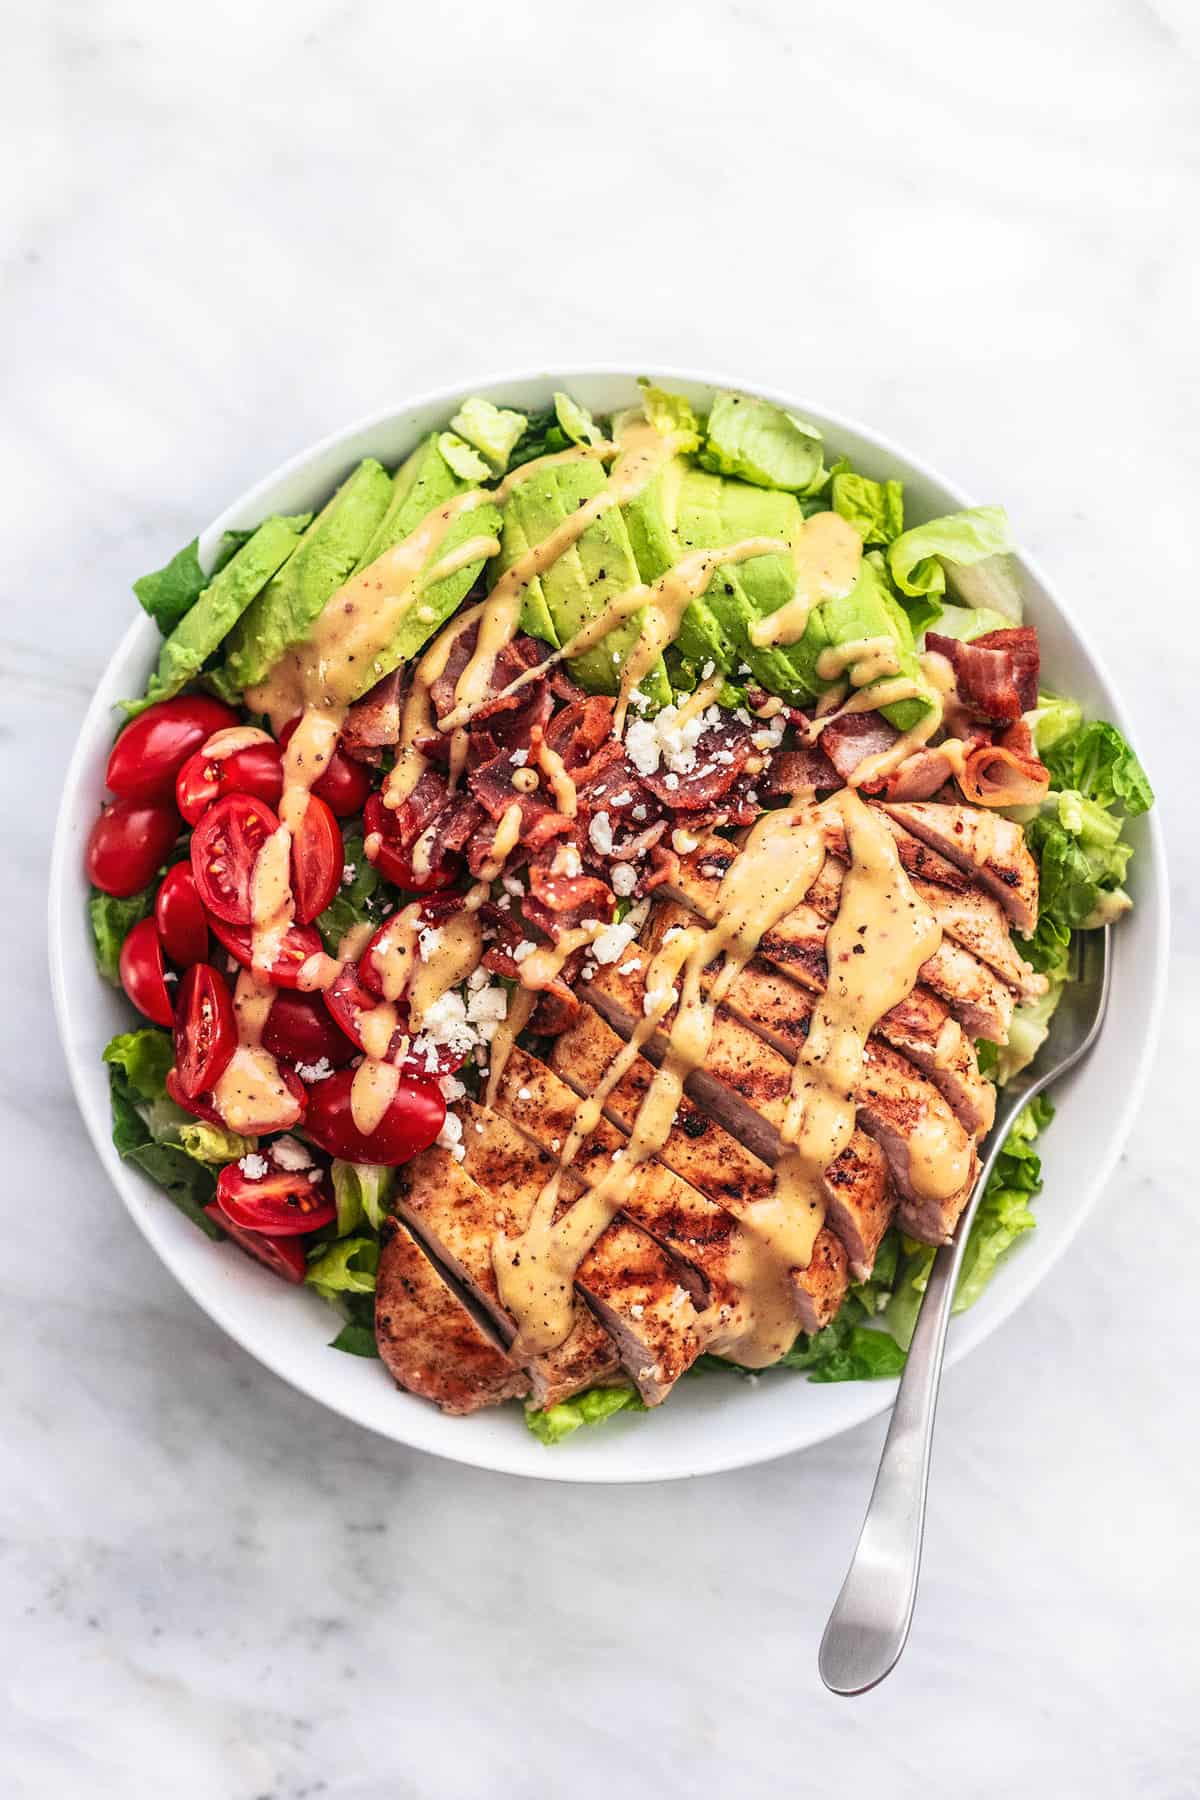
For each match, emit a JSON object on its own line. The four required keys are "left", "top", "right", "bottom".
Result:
{"left": 592, "top": 919, "right": 638, "bottom": 965}
{"left": 237, "top": 1153, "right": 269, "bottom": 1179}
{"left": 611, "top": 862, "right": 637, "bottom": 897}
{"left": 340, "top": 862, "right": 357, "bottom": 888}
{"left": 588, "top": 811, "right": 614, "bottom": 856}
{"left": 436, "top": 1110, "right": 466, "bottom": 1162}
{"left": 272, "top": 1135, "right": 314, "bottom": 1171}
{"left": 293, "top": 1057, "right": 333, "bottom": 1084}
{"left": 438, "top": 1074, "right": 466, "bottom": 1103}
{"left": 509, "top": 748, "right": 529, "bottom": 767}
{"left": 608, "top": 789, "right": 633, "bottom": 808}
{"left": 513, "top": 939, "right": 538, "bottom": 963}
{"left": 418, "top": 926, "right": 442, "bottom": 962}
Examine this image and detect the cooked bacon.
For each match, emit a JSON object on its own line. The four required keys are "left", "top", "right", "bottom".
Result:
{"left": 820, "top": 712, "right": 899, "bottom": 782}
{"left": 925, "top": 633, "right": 1024, "bottom": 726}
{"left": 429, "top": 625, "right": 477, "bottom": 721}
{"left": 440, "top": 797, "right": 486, "bottom": 854}
{"left": 342, "top": 669, "right": 403, "bottom": 761}
{"left": 528, "top": 859, "right": 613, "bottom": 921}
{"left": 875, "top": 747, "right": 959, "bottom": 801}
{"left": 959, "top": 718, "right": 1050, "bottom": 807}
{"left": 384, "top": 768, "right": 448, "bottom": 850}
{"left": 573, "top": 742, "right": 650, "bottom": 815}
{"left": 759, "top": 746, "right": 841, "bottom": 797}
{"left": 645, "top": 843, "right": 681, "bottom": 893}
{"left": 640, "top": 719, "right": 755, "bottom": 812}
{"left": 545, "top": 696, "right": 617, "bottom": 770}
{"left": 973, "top": 627, "right": 1040, "bottom": 712}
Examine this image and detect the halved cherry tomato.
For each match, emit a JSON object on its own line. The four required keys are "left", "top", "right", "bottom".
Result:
{"left": 323, "top": 959, "right": 395, "bottom": 1055}
{"left": 203, "top": 1203, "right": 308, "bottom": 1282}
{"left": 191, "top": 795, "right": 279, "bottom": 924}
{"left": 215, "top": 1153, "right": 335, "bottom": 1237}
{"left": 209, "top": 917, "right": 323, "bottom": 988}
{"left": 291, "top": 794, "right": 343, "bottom": 924}
{"left": 262, "top": 990, "right": 357, "bottom": 1069}
{"left": 86, "top": 797, "right": 179, "bottom": 897}
{"left": 166, "top": 1067, "right": 224, "bottom": 1125}
{"left": 362, "top": 794, "right": 460, "bottom": 892}
{"left": 325, "top": 951, "right": 466, "bottom": 1080}
{"left": 279, "top": 716, "right": 371, "bottom": 818}
{"left": 171, "top": 1052, "right": 306, "bottom": 1135}
{"left": 154, "top": 862, "right": 209, "bottom": 966}
{"left": 302, "top": 1066, "right": 445, "bottom": 1166}
{"left": 119, "top": 916, "right": 174, "bottom": 1025}
{"left": 173, "top": 962, "right": 237, "bottom": 1099}
{"left": 176, "top": 741, "right": 283, "bottom": 825}
{"left": 106, "top": 696, "right": 239, "bottom": 801}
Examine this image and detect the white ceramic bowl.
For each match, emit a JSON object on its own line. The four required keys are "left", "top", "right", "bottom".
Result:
{"left": 49, "top": 368, "right": 1169, "bottom": 1482}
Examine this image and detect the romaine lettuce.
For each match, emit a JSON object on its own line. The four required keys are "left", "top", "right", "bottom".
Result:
{"left": 437, "top": 433, "right": 492, "bottom": 482}
{"left": 525, "top": 1383, "right": 646, "bottom": 1444}
{"left": 636, "top": 380, "right": 702, "bottom": 451}
{"left": 449, "top": 396, "right": 528, "bottom": 472}
{"left": 89, "top": 886, "right": 155, "bottom": 985}
{"left": 104, "top": 1028, "right": 221, "bottom": 1238}
{"left": 700, "top": 391, "right": 824, "bottom": 494}
{"left": 553, "top": 391, "right": 603, "bottom": 448}
{"left": 331, "top": 1160, "right": 394, "bottom": 1235}
{"left": 887, "top": 506, "right": 1016, "bottom": 633}
{"left": 305, "top": 1236, "right": 380, "bottom": 1303}
{"left": 830, "top": 470, "right": 904, "bottom": 545}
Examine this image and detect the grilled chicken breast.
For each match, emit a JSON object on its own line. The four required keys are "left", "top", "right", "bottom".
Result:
{"left": 879, "top": 801, "right": 1039, "bottom": 934}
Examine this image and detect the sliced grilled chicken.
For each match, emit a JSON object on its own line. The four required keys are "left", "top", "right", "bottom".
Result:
{"left": 551, "top": 1004, "right": 884, "bottom": 1289}
{"left": 588, "top": 939, "right": 978, "bottom": 1247}
{"left": 393, "top": 1142, "right": 620, "bottom": 1407}
{"left": 461, "top": 1102, "right": 705, "bottom": 1405}
{"left": 666, "top": 836, "right": 1015, "bottom": 1045}
{"left": 879, "top": 801, "right": 1039, "bottom": 934}
{"left": 491, "top": 1042, "right": 847, "bottom": 1336}
{"left": 375, "top": 1217, "right": 530, "bottom": 1414}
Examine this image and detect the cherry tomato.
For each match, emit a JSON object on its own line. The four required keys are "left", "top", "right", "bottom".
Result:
{"left": 202, "top": 1203, "right": 307, "bottom": 1283}
{"left": 215, "top": 1154, "right": 335, "bottom": 1237}
{"left": 176, "top": 740, "right": 283, "bottom": 825}
{"left": 166, "top": 1067, "right": 224, "bottom": 1125}
{"left": 291, "top": 794, "right": 343, "bottom": 924}
{"left": 106, "top": 696, "right": 239, "bottom": 801}
{"left": 172, "top": 962, "right": 238, "bottom": 1099}
{"left": 362, "top": 794, "right": 460, "bottom": 892}
{"left": 323, "top": 959, "right": 395, "bottom": 1055}
{"left": 210, "top": 917, "right": 323, "bottom": 988}
{"left": 86, "top": 797, "right": 179, "bottom": 897}
{"left": 302, "top": 1066, "right": 445, "bottom": 1166}
{"left": 191, "top": 795, "right": 279, "bottom": 924}
{"left": 119, "top": 916, "right": 174, "bottom": 1025}
{"left": 279, "top": 716, "right": 372, "bottom": 818}
{"left": 262, "top": 990, "right": 357, "bottom": 1069}
{"left": 154, "top": 863, "right": 209, "bottom": 966}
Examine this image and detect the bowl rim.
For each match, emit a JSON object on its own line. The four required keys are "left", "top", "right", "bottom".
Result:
{"left": 49, "top": 363, "right": 1170, "bottom": 1482}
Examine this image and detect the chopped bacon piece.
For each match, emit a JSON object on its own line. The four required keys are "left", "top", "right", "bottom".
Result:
{"left": 342, "top": 669, "right": 403, "bottom": 761}
{"left": 973, "top": 627, "right": 1040, "bottom": 713}
{"left": 640, "top": 718, "right": 755, "bottom": 812}
{"left": 470, "top": 753, "right": 575, "bottom": 849}
{"left": 875, "top": 747, "right": 958, "bottom": 801}
{"left": 384, "top": 768, "right": 449, "bottom": 850}
{"left": 440, "top": 796, "right": 486, "bottom": 854}
{"left": 759, "top": 745, "right": 841, "bottom": 797}
{"left": 528, "top": 859, "right": 613, "bottom": 922}
{"left": 645, "top": 843, "right": 681, "bottom": 893}
{"left": 545, "top": 696, "right": 617, "bottom": 770}
{"left": 959, "top": 718, "right": 1050, "bottom": 807}
{"left": 573, "top": 741, "right": 649, "bottom": 814}
{"left": 819, "top": 712, "right": 899, "bottom": 782}
{"left": 429, "top": 625, "right": 477, "bottom": 721}
{"left": 925, "top": 633, "right": 1023, "bottom": 725}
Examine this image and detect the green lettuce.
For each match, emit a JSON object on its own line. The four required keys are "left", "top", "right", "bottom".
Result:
{"left": 525, "top": 1383, "right": 646, "bottom": 1445}
{"left": 131, "top": 528, "right": 266, "bottom": 635}
{"left": 437, "top": 432, "right": 491, "bottom": 482}
{"left": 89, "top": 886, "right": 155, "bottom": 984}
{"left": 830, "top": 470, "right": 904, "bottom": 545}
{"left": 637, "top": 379, "right": 701, "bottom": 450}
{"left": 104, "top": 1028, "right": 221, "bottom": 1238}
{"left": 331, "top": 1160, "right": 394, "bottom": 1235}
{"left": 1029, "top": 693, "right": 1083, "bottom": 754}
{"left": 305, "top": 1236, "right": 380, "bottom": 1304}
{"left": 887, "top": 506, "right": 1016, "bottom": 632}
{"left": 449, "top": 396, "right": 528, "bottom": 472}
{"left": 926, "top": 602, "right": 1014, "bottom": 644}
{"left": 1043, "top": 720, "right": 1154, "bottom": 817}
{"left": 553, "top": 391, "right": 603, "bottom": 448}
{"left": 328, "top": 1321, "right": 380, "bottom": 1358}
{"left": 507, "top": 408, "right": 571, "bottom": 469}
{"left": 103, "top": 1028, "right": 174, "bottom": 1100}
{"left": 700, "top": 391, "right": 824, "bottom": 494}
{"left": 777, "top": 1317, "right": 907, "bottom": 1382}
{"left": 177, "top": 1121, "right": 256, "bottom": 1164}
{"left": 315, "top": 828, "right": 381, "bottom": 953}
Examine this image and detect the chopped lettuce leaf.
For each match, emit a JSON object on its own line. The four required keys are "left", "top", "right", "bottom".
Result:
{"left": 701, "top": 391, "right": 824, "bottom": 494}
{"left": 993, "top": 985, "right": 1063, "bottom": 1084}
{"left": 331, "top": 1160, "right": 394, "bottom": 1236}
{"left": 636, "top": 379, "right": 701, "bottom": 451}
{"left": 89, "top": 886, "right": 154, "bottom": 985}
{"left": 507, "top": 408, "right": 571, "bottom": 469}
{"left": 437, "top": 431, "right": 492, "bottom": 483}
{"left": 553, "top": 391, "right": 603, "bottom": 448}
{"left": 524, "top": 1383, "right": 646, "bottom": 1445}
{"left": 830, "top": 470, "right": 904, "bottom": 545}
{"left": 1028, "top": 692, "right": 1083, "bottom": 754}
{"left": 105, "top": 1036, "right": 221, "bottom": 1238}
{"left": 315, "top": 828, "right": 380, "bottom": 953}
{"left": 449, "top": 397, "right": 528, "bottom": 473}
{"left": 1043, "top": 720, "right": 1154, "bottom": 817}
{"left": 305, "top": 1235, "right": 380, "bottom": 1304}
{"left": 328, "top": 1322, "right": 380, "bottom": 1358}
{"left": 177, "top": 1121, "right": 256, "bottom": 1165}
{"left": 887, "top": 506, "right": 1015, "bottom": 631}
{"left": 777, "top": 1316, "right": 907, "bottom": 1382}
{"left": 103, "top": 1028, "right": 173, "bottom": 1102}
{"left": 925, "top": 602, "right": 1014, "bottom": 644}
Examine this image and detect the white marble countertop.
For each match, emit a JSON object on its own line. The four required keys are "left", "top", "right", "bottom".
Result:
{"left": 5, "top": 2, "right": 1198, "bottom": 1794}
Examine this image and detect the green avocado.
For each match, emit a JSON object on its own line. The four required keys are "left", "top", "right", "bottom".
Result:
{"left": 355, "top": 434, "right": 464, "bottom": 572}
{"left": 220, "top": 459, "right": 392, "bottom": 693}
{"left": 124, "top": 514, "right": 307, "bottom": 716}
{"left": 495, "top": 459, "right": 670, "bottom": 703}
{"left": 791, "top": 553, "right": 934, "bottom": 732}
{"left": 622, "top": 458, "right": 736, "bottom": 675}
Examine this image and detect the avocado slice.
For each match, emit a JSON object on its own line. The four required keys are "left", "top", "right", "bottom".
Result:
{"left": 356, "top": 435, "right": 465, "bottom": 572}
{"left": 221, "top": 459, "right": 392, "bottom": 693}
{"left": 495, "top": 460, "right": 671, "bottom": 702}
{"left": 124, "top": 515, "right": 307, "bottom": 716}
{"left": 790, "top": 554, "right": 933, "bottom": 732}
{"left": 623, "top": 457, "right": 736, "bottom": 675}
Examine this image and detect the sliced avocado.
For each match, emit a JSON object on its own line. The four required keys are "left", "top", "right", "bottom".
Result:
{"left": 345, "top": 497, "right": 503, "bottom": 702}
{"left": 623, "top": 457, "right": 736, "bottom": 675}
{"left": 496, "top": 460, "right": 670, "bottom": 702}
{"left": 355, "top": 435, "right": 465, "bottom": 572}
{"left": 495, "top": 488, "right": 558, "bottom": 647}
{"left": 791, "top": 555, "right": 933, "bottom": 732}
{"left": 221, "top": 459, "right": 392, "bottom": 693}
{"left": 124, "top": 515, "right": 307, "bottom": 716}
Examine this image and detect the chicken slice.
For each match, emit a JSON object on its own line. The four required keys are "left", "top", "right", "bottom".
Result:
{"left": 550, "top": 1003, "right": 882, "bottom": 1289}
{"left": 375, "top": 1217, "right": 531, "bottom": 1414}
{"left": 878, "top": 801, "right": 1039, "bottom": 934}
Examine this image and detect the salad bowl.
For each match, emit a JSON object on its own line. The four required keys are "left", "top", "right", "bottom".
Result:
{"left": 48, "top": 368, "right": 1168, "bottom": 1482}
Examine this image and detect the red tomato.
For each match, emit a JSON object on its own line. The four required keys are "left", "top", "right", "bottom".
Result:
{"left": 172, "top": 1056, "right": 306, "bottom": 1136}
{"left": 119, "top": 916, "right": 174, "bottom": 1025}
{"left": 154, "top": 863, "right": 209, "bottom": 966}
{"left": 215, "top": 1154, "right": 335, "bottom": 1237}
{"left": 172, "top": 962, "right": 237, "bottom": 1098}
{"left": 362, "top": 794, "right": 459, "bottom": 892}
{"left": 86, "top": 797, "right": 179, "bottom": 897}
{"left": 291, "top": 794, "right": 343, "bottom": 924}
{"left": 176, "top": 741, "right": 283, "bottom": 825}
{"left": 210, "top": 918, "right": 323, "bottom": 988}
{"left": 202, "top": 1203, "right": 307, "bottom": 1283}
{"left": 279, "top": 716, "right": 372, "bottom": 818}
{"left": 166, "top": 1067, "right": 225, "bottom": 1125}
{"left": 191, "top": 795, "right": 279, "bottom": 924}
{"left": 106, "top": 696, "right": 239, "bottom": 801}
{"left": 323, "top": 959, "right": 393, "bottom": 1054}
{"left": 302, "top": 1066, "right": 445, "bottom": 1166}
{"left": 262, "top": 990, "right": 357, "bottom": 1069}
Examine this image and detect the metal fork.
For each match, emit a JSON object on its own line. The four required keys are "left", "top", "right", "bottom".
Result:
{"left": 819, "top": 926, "right": 1112, "bottom": 1695}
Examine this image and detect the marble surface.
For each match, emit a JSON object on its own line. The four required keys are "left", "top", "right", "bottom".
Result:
{"left": 5, "top": 2, "right": 1199, "bottom": 1794}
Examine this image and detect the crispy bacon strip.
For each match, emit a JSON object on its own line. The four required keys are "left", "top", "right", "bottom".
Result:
{"left": 819, "top": 712, "right": 899, "bottom": 781}
{"left": 925, "top": 632, "right": 1026, "bottom": 725}
{"left": 959, "top": 718, "right": 1050, "bottom": 807}
{"left": 974, "top": 627, "right": 1040, "bottom": 712}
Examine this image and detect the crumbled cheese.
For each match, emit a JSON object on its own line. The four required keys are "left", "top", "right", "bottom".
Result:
{"left": 630, "top": 1302, "right": 645, "bottom": 1319}
{"left": 751, "top": 718, "right": 786, "bottom": 752}
{"left": 663, "top": 772, "right": 679, "bottom": 791}
{"left": 588, "top": 811, "right": 614, "bottom": 856}
{"left": 592, "top": 918, "right": 638, "bottom": 965}
{"left": 734, "top": 707, "right": 752, "bottom": 726}
{"left": 610, "top": 790, "right": 633, "bottom": 808}
{"left": 513, "top": 939, "right": 538, "bottom": 963}
{"left": 581, "top": 964, "right": 595, "bottom": 981}
{"left": 436, "top": 1110, "right": 466, "bottom": 1162}
{"left": 611, "top": 862, "right": 637, "bottom": 897}
{"left": 715, "top": 749, "right": 734, "bottom": 766}
{"left": 293, "top": 1057, "right": 333, "bottom": 1084}
{"left": 509, "top": 748, "right": 529, "bottom": 767}
{"left": 553, "top": 843, "right": 582, "bottom": 878}
{"left": 238, "top": 1152, "right": 269, "bottom": 1179}
{"left": 701, "top": 660, "right": 715, "bottom": 680}
{"left": 663, "top": 926, "right": 686, "bottom": 944}
{"left": 466, "top": 964, "right": 490, "bottom": 994}
{"left": 517, "top": 1087, "right": 531, "bottom": 1101}
{"left": 438, "top": 1074, "right": 467, "bottom": 1103}
{"left": 467, "top": 985, "right": 508, "bottom": 1028}
{"left": 644, "top": 983, "right": 678, "bottom": 1015}
{"left": 631, "top": 803, "right": 648, "bottom": 822}
{"left": 618, "top": 957, "right": 642, "bottom": 976}
{"left": 340, "top": 862, "right": 357, "bottom": 888}
{"left": 418, "top": 926, "right": 442, "bottom": 962}
{"left": 502, "top": 875, "right": 525, "bottom": 899}
{"left": 421, "top": 991, "right": 477, "bottom": 1059}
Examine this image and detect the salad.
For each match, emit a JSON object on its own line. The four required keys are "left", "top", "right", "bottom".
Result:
{"left": 86, "top": 382, "right": 1153, "bottom": 1444}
